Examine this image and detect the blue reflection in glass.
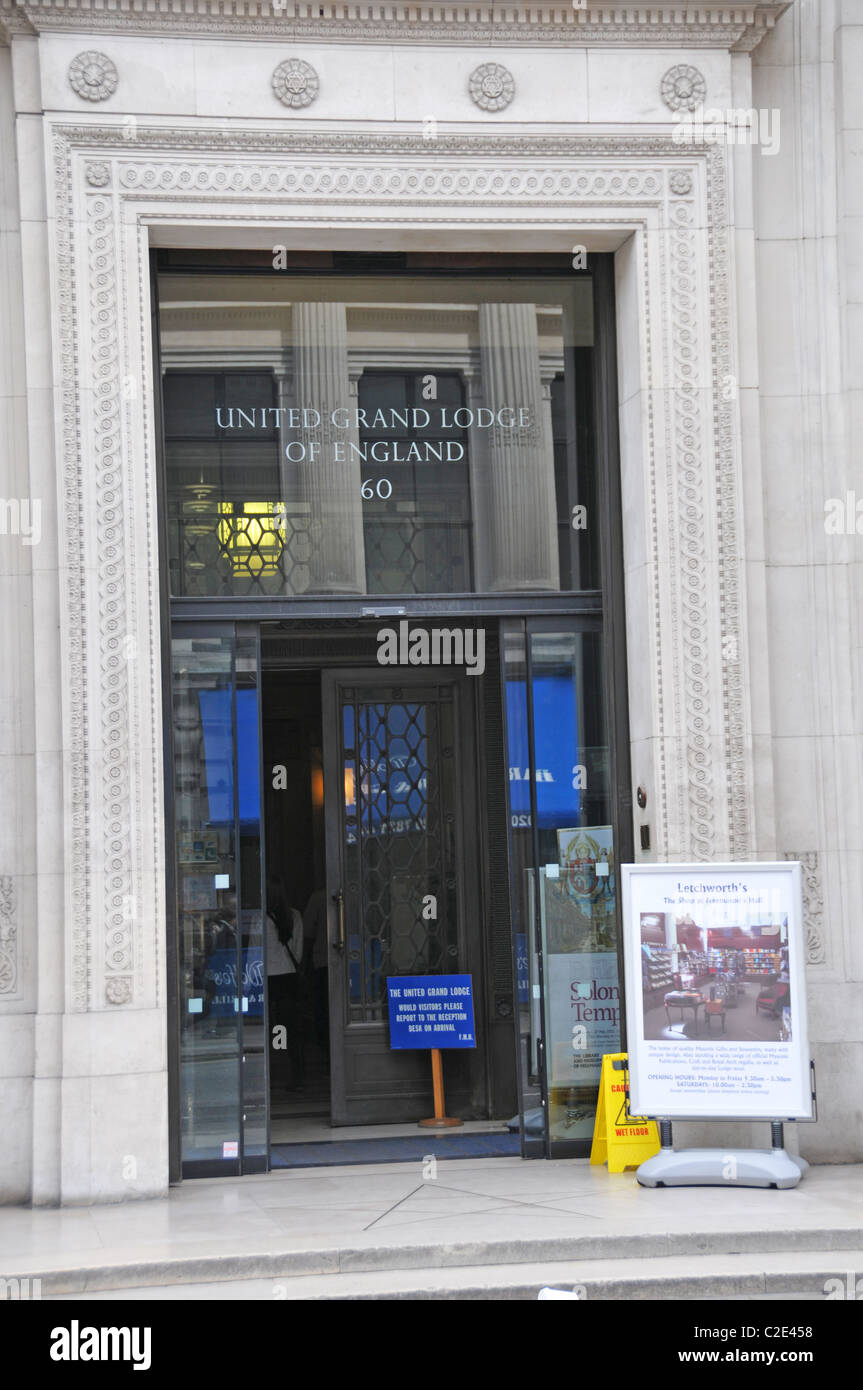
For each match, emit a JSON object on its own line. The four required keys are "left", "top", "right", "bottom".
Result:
{"left": 198, "top": 688, "right": 260, "bottom": 825}
{"left": 506, "top": 676, "right": 580, "bottom": 825}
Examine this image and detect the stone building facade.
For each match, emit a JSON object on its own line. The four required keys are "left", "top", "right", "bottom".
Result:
{"left": 0, "top": 0, "right": 860, "bottom": 1204}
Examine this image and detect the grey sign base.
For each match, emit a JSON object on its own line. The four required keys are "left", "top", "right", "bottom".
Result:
{"left": 637, "top": 1146, "right": 809, "bottom": 1189}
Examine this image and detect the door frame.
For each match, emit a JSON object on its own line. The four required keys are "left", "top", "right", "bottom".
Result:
{"left": 321, "top": 664, "right": 485, "bottom": 1125}
{"left": 154, "top": 253, "right": 629, "bottom": 1176}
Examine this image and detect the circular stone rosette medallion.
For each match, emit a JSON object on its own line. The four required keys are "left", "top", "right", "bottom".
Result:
{"left": 68, "top": 51, "right": 119, "bottom": 103}
{"left": 669, "top": 171, "right": 693, "bottom": 196}
{"left": 272, "top": 58, "right": 320, "bottom": 109}
{"left": 105, "top": 976, "right": 132, "bottom": 1006}
{"left": 85, "top": 161, "right": 111, "bottom": 188}
{"left": 661, "top": 64, "right": 706, "bottom": 113}
{"left": 468, "top": 63, "right": 515, "bottom": 113}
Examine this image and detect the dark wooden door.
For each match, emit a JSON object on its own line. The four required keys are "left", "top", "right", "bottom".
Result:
{"left": 322, "top": 668, "right": 483, "bottom": 1125}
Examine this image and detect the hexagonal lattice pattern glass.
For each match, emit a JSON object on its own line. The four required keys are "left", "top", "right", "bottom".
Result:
{"left": 170, "top": 505, "right": 314, "bottom": 596}
{"left": 342, "top": 689, "right": 459, "bottom": 1021}
{"left": 364, "top": 518, "right": 471, "bottom": 594}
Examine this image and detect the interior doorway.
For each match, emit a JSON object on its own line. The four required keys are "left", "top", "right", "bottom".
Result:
{"left": 260, "top": 642, "right": 490, "bottom": 1138}
{"left": 261, "top": 669, "right": 329, "bottom": 1141}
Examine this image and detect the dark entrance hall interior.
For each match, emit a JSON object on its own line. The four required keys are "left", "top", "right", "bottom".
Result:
{"left": 261, "top": 668, "right": 331, "bottom": 1138}
{"left": 259, "top": 623, "right": 518, "bottom": 1157}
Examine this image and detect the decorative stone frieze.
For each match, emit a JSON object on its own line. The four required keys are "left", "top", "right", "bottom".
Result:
{"left": 3, "top": 2, "right": 791, "bottom": 51}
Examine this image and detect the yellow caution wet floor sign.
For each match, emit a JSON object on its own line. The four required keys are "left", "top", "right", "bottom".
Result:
{"left": 590, "top": 1052, "right": 661, "bottom": 1173}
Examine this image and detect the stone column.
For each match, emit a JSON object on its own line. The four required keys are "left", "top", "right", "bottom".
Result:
{"left": 290, "top": 302, "right": 365, "bottom": 593}
{"left": 0, "top": 38, "right": 40, "bottom": 1204}
{"left": 477, "top": 303, "right": 560, "bottom": 591}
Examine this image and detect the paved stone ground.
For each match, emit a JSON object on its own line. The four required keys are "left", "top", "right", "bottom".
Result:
{"left": 2, "top": 1157, "right": 862, "bottom": 1300}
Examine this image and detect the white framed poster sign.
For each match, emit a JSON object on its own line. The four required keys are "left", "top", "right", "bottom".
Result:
{"left": 622, "top": 862, "right": 812, "bottom": 1120}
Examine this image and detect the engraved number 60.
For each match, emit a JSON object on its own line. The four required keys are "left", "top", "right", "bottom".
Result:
{"left": 361, "top": 478, "right": 393, "bottom": 500}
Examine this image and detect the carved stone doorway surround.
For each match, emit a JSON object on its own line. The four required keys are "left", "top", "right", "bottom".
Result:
{"left": 47, "top": 126, "right": 755, "bottom": 1023}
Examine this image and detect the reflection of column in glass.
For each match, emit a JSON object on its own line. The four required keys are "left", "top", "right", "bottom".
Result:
{"left": 291, "top": 302, "right": 365, "bottom": 593}
{"left": 463, "top": 370, "right": 491, "bottom": 590}
{"left": 274, "top": 367, "right": 295, "bottom": 505}
{"left": 273, "top": 366, "right": 311, "bottom": 595}
{"left": 478, "top": 303, "right": 560, "bottom": 591}
{"left": 173, "top": 674, "right": 205, "bottom": 836}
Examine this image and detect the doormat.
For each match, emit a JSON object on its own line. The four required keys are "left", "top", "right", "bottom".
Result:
{"left": 270, "top": 1131, "right": 520, "bottom": 1168}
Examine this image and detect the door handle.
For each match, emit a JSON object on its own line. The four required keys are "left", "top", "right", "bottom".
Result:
{"left": 331, "top": 889, "right": 345, "bottom": 952}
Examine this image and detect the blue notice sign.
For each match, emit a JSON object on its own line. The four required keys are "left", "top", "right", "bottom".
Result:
{"left": 387, "top": 975, "right": 476, "bottom": 1049}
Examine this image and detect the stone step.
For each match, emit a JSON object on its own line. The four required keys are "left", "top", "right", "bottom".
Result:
{"left": 51, "top": 1248, "right": 863, "bottom": 1301}
{"left": 14, "top": 1226, "right": 863, "bottom": 1297}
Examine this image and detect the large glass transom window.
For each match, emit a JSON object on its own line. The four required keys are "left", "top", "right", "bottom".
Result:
{"left": 160, "top": 272, "right": 596, "bottom": 598}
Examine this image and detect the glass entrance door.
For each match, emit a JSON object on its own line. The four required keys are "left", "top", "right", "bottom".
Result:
{"left": 171, "top": 623, "right": 267, "bottom": 1176}
{"left": 502, "top": 618, "right": 624, "bottom": 1158}
{"left": 322, "top": 667, "right": 483, "bottom": 1125}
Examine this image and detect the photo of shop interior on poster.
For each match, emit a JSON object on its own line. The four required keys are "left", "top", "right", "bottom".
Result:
{"left": 621, "top": 862, "right": 813, "bottom": 1187}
